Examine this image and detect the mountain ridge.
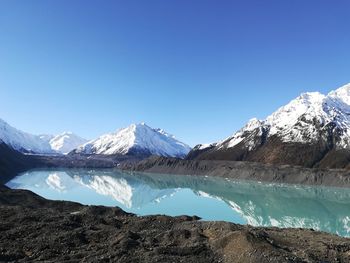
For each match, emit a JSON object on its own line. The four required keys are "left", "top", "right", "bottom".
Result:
{"left": 188, "top": 83, "right": 350, "bottom": 168}
{"left": 0, "top": 118, "right": 54, "bottom": 154}
{"left": 73, "top": 122, "right": 191, "bottom": 158}
{"left": 47, "top": 132, "right": 88, "bottom": 154}
{"left": 0, "top": 119, "right": 87, "bottom": 154}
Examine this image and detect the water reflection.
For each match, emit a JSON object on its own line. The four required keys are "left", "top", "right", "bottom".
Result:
{"left": 7, "top": 169, "right": 350, "bottom": 237}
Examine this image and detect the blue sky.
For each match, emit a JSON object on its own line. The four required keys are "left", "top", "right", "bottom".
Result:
{"left": 1, "top": 0, "right": 350, "bottom": 146}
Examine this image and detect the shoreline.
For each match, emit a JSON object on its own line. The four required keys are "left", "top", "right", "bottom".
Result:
{"left": 121, "top": 156, "right": 350, "bottom": 188}
{"left": 3, "top": 153, "right": 350, "bottom": 262}
{"left": 3, "top": 148, "right": 350, "bottom": 189}
{"left": 1, "top": 185, "right": 350, "bottom": 262}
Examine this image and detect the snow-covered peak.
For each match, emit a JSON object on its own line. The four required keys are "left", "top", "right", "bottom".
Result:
{"left": 243, "top": 118, "right": 265, "bottom": 131}
{"left": 214, "top": 83, "right": 350, "bottom": 150}
{"left": 266, "top": 92, "right": 326, "bottom": 129}
{"left": 264, "top": 92, "right": 329, "bottom": 140}
{"left": 265, "top": 88, "right": 350, "bottom": 146}
{"left": 0, "top": 118, "right": 53, "bottom": 153}
{"left": 0, "top": 118, "right": 88, "bottom": 154}
{"left": 49, "top": 132, "right": 88, "bottom": 154}
{"left": 328, "top": 83, "right": 350, "bottom": 105}
{"left": 74, "top": 123, "right": 191, "bottom": 158}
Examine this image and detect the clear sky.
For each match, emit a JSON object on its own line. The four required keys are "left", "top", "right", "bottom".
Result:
{"left": 1, "top": 0, "right": 350, "bottom": 146}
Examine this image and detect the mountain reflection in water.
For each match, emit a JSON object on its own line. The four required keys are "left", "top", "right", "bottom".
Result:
{"left": 7, "top": 169, "right": 350, "bottom": 237}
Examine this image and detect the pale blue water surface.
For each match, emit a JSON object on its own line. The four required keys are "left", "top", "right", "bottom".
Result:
{"left": 6, "top": 169, "right": 350, "bottom": 237}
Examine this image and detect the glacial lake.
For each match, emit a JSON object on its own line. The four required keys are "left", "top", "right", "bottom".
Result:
{"left": 6, "top": 169, "right": 350, "bottom": 237}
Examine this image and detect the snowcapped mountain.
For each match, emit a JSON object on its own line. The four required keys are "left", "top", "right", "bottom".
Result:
{"left": 188, "top": 83, "right": 350, "bottom": 168}
{"left": 0, "top": 118, "right": 87, "bottom": 154}
{"left": 0, "top": 118, "right": 188, "bottom": 157}
{"left": 45, "top": 132, "right": 88, "bottom": 154}
{"left": 0, "top": 118, "right": 53, "bottom": 153}
{"left": 73, "top": 123, "right": 191, "bottom": 158}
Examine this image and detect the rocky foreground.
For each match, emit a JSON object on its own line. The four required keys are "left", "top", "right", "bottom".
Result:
{"left": 1, "top": 185, "right": 350, "bottom": 263}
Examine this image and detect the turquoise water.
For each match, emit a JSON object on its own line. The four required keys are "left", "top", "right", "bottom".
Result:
{"left": 6, "top": 169, "right": 350, "bottom": 237}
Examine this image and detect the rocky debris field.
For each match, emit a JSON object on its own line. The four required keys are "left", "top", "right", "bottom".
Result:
{"left": 0, "top": 185, "right": 350, "bottom": 263}
{"left": 122, "top": 156, "right": 350, "bottom": 188}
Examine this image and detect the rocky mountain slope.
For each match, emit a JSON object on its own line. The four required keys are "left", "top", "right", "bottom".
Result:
{"left": 188, "top": 83, "right": 350, "bottom": 168}
{"left": 0, "top": 141, "right": 37, "bottom": 184}
{"left": 73, "top": 123, "right": 191, "bottom": 158}
{"left": 122, "top": 156, "right": 350, "bottom": 187}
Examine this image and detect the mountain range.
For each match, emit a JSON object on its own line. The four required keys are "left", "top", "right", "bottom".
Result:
{"left": 0, "top": 118, "right": 87, "bottom": 154}
{"left": 188, "top": 83, "right": 350, "bottom": 168}
{"left": 3, "top": 83, "right": 350, "bottom": 168}
{"left": 73, "top": 123, "right": 191, "bottom": 158}
{"left": 0, "top": 118, "right": 54, "bottom": 154}
{"left": 40, "top": 132, "right": 88, "bottom": 154}
{"left": 0, "top": 119, "right": 190, "bottom": 158}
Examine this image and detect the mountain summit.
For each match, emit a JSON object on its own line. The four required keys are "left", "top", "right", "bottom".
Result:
{"left": 44, "top": 132, "right": 88, "bottom": 154}
{"left": 0, "top": 118, "right": 53, "bottom": 154}
{"left": 0, "top": 118, "right": 86, "bottom": 154}
{"left": 188, "top": 83, "right": 350, "bottom": 168}
{"left": 73, "top": 123, "right": 191, "bottom": 158}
